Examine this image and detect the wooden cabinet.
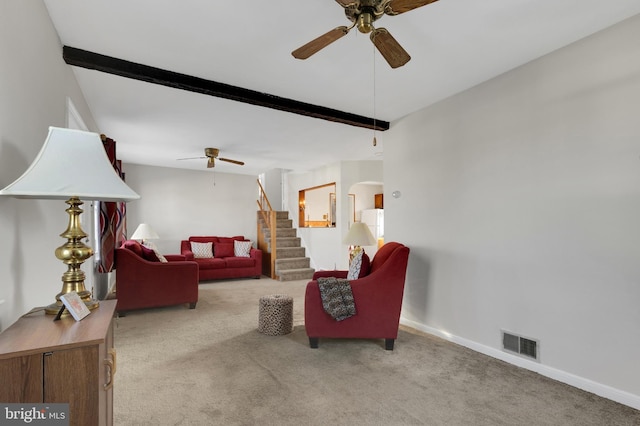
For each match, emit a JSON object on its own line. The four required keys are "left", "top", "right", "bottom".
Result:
{"left": 0, "top": 300, "right": 117, "bottom": 426}
{"left": 374, "top": 193, "right": 384, "bottom": 209}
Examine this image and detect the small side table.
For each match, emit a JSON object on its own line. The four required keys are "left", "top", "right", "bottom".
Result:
{"left": 258, "top": 294, "right": 293, "bottom": 336}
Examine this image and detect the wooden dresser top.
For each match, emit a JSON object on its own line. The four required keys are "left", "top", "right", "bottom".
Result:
{"left": 0, "top": 299, "right": 116, "bottom": 359}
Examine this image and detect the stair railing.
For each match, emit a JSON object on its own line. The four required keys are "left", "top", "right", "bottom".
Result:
{"left": 257, "top": 179, "right": 278, "bottom": 279}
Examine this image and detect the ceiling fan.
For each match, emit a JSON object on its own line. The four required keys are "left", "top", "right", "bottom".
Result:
{"left": 292, "top": 0, "right": 439, "bottom": 69}
{"left": 178, "top": 148, "right": 245, "bottom": 168}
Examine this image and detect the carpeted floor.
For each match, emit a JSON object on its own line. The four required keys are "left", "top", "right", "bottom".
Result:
{"left": 113, "top": 278, "right": 640, "bottom": 425}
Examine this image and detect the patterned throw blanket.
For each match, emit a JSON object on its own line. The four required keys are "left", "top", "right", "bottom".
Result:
{"left": 317, "top": 277, "right": 356, "bottom": 321}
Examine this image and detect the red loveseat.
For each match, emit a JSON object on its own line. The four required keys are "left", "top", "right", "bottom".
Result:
{"left": 180, "top": 236, "right": 262, "bottom": 281}
{"left": 115, "top": 240, "right": 199, "bottom": 316}
{"left": 304, "top": 242, "right": 410, "bottom": 350}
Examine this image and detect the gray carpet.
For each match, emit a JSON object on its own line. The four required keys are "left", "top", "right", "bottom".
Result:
{"left": 113, "top": 278, "right": 640, "bottom": 425}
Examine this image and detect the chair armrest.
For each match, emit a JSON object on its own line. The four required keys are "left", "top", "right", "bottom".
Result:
{"left": 180, "top": 240, "right": 195, "bottom": 260}
{"left": 115, "top": 248, "right": 199, "bottom": 289}
{"left": 312, "top": 270, "right": 348, "bottom": 280}
{"left": 249, "top": 248, "right": 261, "bottom": 258}
{"left": 165, "top": 254, "right": 187, "bottom": 262}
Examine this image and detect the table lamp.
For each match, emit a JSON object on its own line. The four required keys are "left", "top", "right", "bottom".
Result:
{"left": 343, "top": 221, "right": 376, "bottom": 264}
{"left": 0, "top": 127, "right": 140, "bottom": 315}
{"left": 131, "top": 223, "right": 159, "bottom": 245}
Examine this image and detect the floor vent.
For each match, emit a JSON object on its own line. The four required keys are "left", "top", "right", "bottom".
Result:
{"left": 502, "top": 331, "right": 539, "bottom": 361}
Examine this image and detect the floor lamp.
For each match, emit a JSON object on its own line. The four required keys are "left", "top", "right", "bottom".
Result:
{"left": 0, "top": 127, "right": 140, "bottom": 315}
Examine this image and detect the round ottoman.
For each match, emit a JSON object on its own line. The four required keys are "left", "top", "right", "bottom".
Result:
{"left": 258, "top": 294, "right": 293, "bottom": 336}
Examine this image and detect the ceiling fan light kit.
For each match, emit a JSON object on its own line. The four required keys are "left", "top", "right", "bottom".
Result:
{"left": 292, "top": 0, "right": 439, "bottom": 68}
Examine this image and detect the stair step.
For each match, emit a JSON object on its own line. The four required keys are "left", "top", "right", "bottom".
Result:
{"left": 277, "top": 268, "right": 315, "bottom": 282}
{"left": 275, "top": 257, "right": 310, "bottom": 272}
{"left": 260, "top": 218, "right": 292, "bottom": 229}
{"left": 268, "top": 237, "right": 301, "bottom": 249}
{"left": 276, "top": 247, "right": 306, "bottom": 259}
{"left": 275, "top": 219, "right": 293, "bottom": 228}
{"left": 257, "top": 209, "right": 312, "bottom": 281}
{"left": 257, "top": 210, "right": 289, "bottom": 220}
{"left": 263, "top": 228, "right": 297, "bottom": 238}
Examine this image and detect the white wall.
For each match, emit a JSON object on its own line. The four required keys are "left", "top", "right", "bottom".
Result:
{"left": 261, "top": 168, "right": 285, "bottom": 211}
{"left": 0, "top": 1, "right": 98, "bottom": 330}
{"left": 349, "top": 182, "right": 383, "bottom": 221}
{"left": 386, "top": 14, "right": 640, "bottom": 407}
{"left": 288, "top": 161, "right": 383, "bottom": 271}
{"left": 122, "top": 164, "right": 259, "bottom": 254}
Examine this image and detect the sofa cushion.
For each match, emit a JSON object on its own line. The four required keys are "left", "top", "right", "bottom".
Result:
{"left": 191, "top": 241, "right": 213, "bottom": 258}
{"left": 195, "top": 258, "right": 226, "bottom": 270}
{"left": 234, "top": 240, "right": 252, "bottom": 257}
{"left": 225, "top": 257, "right": 256, "bottom": 268}
{"left": 214, "top": 242, "right": 235, "bottom": 258}
{"left": 218, "top": 236, "right": 245, "bottom": 244}
{"left": 189, "top": 236, "right": 219, "bottom": 244}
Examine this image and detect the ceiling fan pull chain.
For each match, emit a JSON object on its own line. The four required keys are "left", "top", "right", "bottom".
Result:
{"left": 373, "top": 43, "right": 377, "bottom": 147}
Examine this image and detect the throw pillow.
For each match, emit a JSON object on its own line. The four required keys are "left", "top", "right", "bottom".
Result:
{"left": 122, "top": 240, "right": 143, "bottom": 257}
{"left": 347, "top": 250, "right": 364, "bottom": 280}
{"left": 191, "top": 241, "right": 213, "bottom": 258}
{"left": 234, "top": 240, "right": 252, "bottom": 258}
{"left": 140, "top": 244, "right": 160, "bottom": 262}
{"left": 142, "top": 241, "right": 168, "bottom": 263}
{"left": 359, "top": 252, "right": 371, "bottom": 278}
{"left": 214, "top": 242, "right": 234, "bottom": 258}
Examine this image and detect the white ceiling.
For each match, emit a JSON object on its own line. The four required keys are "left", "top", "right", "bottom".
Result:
{"left": 43, "top": 0, "right": 640, "bottom": 176}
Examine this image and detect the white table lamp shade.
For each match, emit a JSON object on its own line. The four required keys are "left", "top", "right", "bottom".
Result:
{"left": 131, "top": 223, "right": 159, "bottom": 241}
{"left": 0, "top": 127, "right": 139, "bottom": 201}
{"left": 0, "top": 126, "right": 139, "bottom": 315}
{"left": 343, "top": 222, "right": 376, "bottom": 246}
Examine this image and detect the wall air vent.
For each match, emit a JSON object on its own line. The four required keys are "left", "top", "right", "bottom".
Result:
{"left": 502, "top": 331, "right": 539, "bottom": 361}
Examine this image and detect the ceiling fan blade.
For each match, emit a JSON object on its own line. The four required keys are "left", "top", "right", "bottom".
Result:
{"left": 292, "top": 26, "right": 350, "bottom": 60}
{"left": 218, "top": 157, "right": 245, "bottom": 166}
{"left": 370, "top": 28, "right": 411, "bottom": 68}
{"left": 177, "top": 156, "right": 207, "bottom": 160}
{"left": 385, "top": 0, "right": 439, "bottom": 15}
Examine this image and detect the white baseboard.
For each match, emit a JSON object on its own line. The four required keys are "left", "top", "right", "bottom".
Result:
{"left": 400, "top": 317, "right": 640, "bottom": 411}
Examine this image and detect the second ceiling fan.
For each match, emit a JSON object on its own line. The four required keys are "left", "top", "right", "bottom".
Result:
{"left": 179, "top": 148, "right": 245, "bottom": 168}
{"left": 292, "top": 0, "right": 440, "bottom": 69}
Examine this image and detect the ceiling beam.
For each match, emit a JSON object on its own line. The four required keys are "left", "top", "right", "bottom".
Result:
{"left": 62, "top": 46, "right": 389, "bottom": 131}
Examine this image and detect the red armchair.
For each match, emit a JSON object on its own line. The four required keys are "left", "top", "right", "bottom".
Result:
{"left": 115, "top": 241, "right": 199, "bottom": 316}
{"left": 304, "top": 242, "right": 410, "bottom": 350}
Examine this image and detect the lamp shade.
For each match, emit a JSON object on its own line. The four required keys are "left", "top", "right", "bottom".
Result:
{"left": 0, "top": 127, "right": 139, "bottom": 201}
{"left": 343, "top": 222, "right": 376, "bottom": 246}
{"left": 131, "top": 223, "right": 159, "bottom": 241}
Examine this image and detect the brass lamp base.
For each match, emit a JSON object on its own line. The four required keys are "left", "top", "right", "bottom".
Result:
{"left": 44, "top": 197, "right": 99, "bottom": 316}
{"left": 349, "top": 245, "right": 364, "bottom": 265}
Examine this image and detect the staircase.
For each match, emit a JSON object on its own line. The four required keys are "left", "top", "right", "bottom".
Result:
{"left": 260, "top": 211, "right": 315, "bottom": 281}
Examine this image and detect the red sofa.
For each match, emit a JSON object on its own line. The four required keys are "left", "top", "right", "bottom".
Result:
{"left": 304, "top": 242, "right": 410, "bottom": 350}
{"left": 180, "top": 236, "right": 262, "bottom": 281}
{"left": 115, "top": 240, "right": 199, "bottom": 315}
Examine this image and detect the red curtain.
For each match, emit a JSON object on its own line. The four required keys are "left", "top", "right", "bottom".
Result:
{"left": 96, "top": 136, "right": 127, "bottom": 273}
